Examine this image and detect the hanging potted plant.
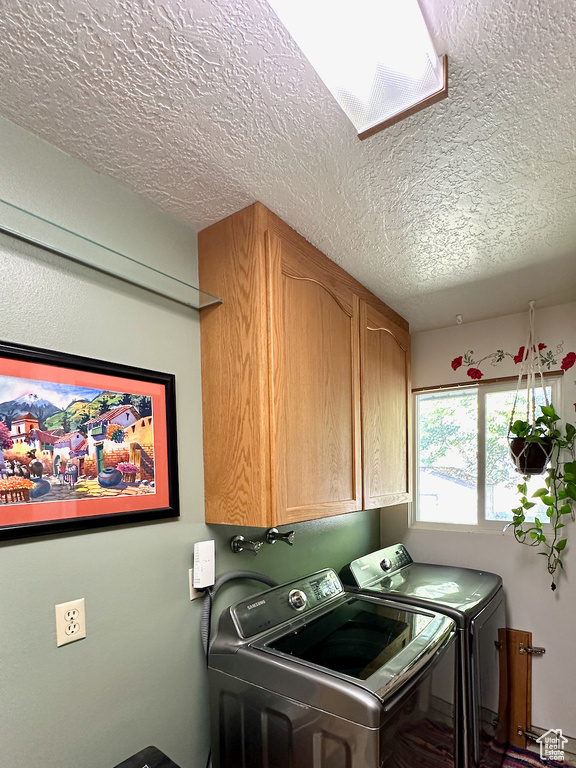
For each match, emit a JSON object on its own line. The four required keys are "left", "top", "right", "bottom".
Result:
{"left": 509, "top": 409, "right": 554, "bottom": 475}
{"left": 507, "top": 301, "right": 553, "bottom": 475}
{"left": 506, "top": 405, "right": 576, "bottom": 590}
{"left": 505, "top": 302, "right": 576, "bottom": 589}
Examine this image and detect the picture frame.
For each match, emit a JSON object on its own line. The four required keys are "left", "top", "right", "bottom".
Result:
{"left": 0, "top": 339, "right": 179, "bottom": 540}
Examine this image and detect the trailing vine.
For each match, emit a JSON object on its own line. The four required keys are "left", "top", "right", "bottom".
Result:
{"left": 506, "top": 405, "right": 576, "bottom": 591}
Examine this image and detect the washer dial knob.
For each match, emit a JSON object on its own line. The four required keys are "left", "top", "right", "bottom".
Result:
{"left": 380, "top": 558, "right": 392, "bottom": 572}
{"left": 288, "top": 589, "right": 307, "bottom": 611}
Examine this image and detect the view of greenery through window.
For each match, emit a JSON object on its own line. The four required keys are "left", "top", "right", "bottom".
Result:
{"left": 416, "top": 383, "right": 553, "bottom": 526}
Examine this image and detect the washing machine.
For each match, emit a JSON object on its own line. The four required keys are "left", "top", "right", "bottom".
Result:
{"left": 339, "top": 545, "right": 508, "bottom": 768}
{"left": 208, "top": 568, "right": 457, "bottom": 768}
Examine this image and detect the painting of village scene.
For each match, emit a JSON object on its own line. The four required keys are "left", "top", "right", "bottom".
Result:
{"left": 0, "top": 375, "right": 158, "bottom": 508}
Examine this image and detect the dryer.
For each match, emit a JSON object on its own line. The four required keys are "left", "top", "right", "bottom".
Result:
{"left": 340, "top": 544, "right": 508, "bottom": 768}
{"left": 208, "top": 568, "right": 457, "bottom": 768}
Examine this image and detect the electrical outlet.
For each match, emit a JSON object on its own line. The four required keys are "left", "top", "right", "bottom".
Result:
{"left": 55, "top": 598, "right": 86, "bottom": 647}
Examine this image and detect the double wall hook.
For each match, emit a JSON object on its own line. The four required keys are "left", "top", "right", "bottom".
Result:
{"left": 230, "top": 528, "right": 296, "bottom": 555}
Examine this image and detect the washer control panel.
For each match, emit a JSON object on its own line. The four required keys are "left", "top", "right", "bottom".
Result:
{"left": 232, "top": 569, "right": 343, "bottom": 638}
{"left": 393, "top": 546, "right": 412, "bottom": 569}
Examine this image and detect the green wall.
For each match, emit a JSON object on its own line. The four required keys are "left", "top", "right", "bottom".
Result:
{"left": 0, "top": 115, "right": 380, "bottom": 768}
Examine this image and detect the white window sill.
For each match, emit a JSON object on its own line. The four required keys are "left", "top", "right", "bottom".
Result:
{"left": 408, "top": 520, "right": 551, "bottom": 535}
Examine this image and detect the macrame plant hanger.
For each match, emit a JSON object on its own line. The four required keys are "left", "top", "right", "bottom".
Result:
{"left": 507, "top": 301, "right": 551, "bottom": 474}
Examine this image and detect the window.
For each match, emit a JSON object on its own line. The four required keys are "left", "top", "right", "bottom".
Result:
{"left": 413, "top": 379, "right": 558, "bottom": 529}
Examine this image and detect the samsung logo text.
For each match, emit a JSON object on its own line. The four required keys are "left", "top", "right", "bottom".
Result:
{"left": 247, "top": 600, "right": 266, "bottom": 610}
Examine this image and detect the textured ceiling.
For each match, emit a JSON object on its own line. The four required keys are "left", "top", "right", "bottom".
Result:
{"left": 0, "top": 0, "right": 575, "bottom": 331}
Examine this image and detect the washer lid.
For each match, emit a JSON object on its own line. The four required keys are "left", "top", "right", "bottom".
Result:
{"left": 260, "top": 594, "right": 454, "bottom": 700}
{"left": 345, "top": 545, "right": 502, "bottom": 618}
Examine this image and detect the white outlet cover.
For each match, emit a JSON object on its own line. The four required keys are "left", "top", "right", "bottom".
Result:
{"left": 55, "top": 598, "right": 86, "bottom": 647}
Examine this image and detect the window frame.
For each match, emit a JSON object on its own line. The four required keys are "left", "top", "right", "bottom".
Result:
{"left": 410, "top": 375, "right": 562, "bottom": 533}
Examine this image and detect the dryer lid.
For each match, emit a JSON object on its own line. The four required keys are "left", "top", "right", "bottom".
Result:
{"left": 345, "top": 545, "right": 502, "bottom": 617}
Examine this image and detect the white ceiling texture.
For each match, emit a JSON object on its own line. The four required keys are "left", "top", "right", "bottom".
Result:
{"left": 1, "top": 0, "right": 575, "bottom": 331}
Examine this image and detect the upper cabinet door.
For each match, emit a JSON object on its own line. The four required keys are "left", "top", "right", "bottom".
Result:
{"left": 360, "top": 300, "right": 411, "bottom": 509}
{"left": 267, "top": 231, "right": 362, "bottom": 523}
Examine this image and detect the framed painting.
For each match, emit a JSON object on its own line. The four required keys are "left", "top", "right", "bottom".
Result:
{"left": 0, "top": 339, "right": 179, "bottom": 539}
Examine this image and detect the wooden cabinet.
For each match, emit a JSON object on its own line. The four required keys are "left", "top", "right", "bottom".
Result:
{"left": 199, "top": 203, "right": 410, "bottom": 527}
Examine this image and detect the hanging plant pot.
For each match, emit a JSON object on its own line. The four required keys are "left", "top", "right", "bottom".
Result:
{"left": 509, "top": 436, "right": 553, "bottom": 475}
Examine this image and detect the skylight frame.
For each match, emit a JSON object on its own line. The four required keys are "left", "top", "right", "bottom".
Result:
{"left": 266, "top": 0, "right": 448, "bottom": 139}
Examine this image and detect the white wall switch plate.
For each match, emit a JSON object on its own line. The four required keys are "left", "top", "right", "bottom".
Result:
{"left": 55, "top": 598, "right": 86, "bottom": 647}
{"left": 193, "top": 540, "right": 215, "bottom": 588}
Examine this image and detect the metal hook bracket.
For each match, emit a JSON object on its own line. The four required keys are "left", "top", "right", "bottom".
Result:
{"left": 266, "top": 527, "right": 295, "bottom": 546}
{"left": 230, "top": 535, "right": 262, "bottom": 555}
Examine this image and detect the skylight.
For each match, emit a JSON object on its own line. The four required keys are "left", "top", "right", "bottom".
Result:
{"left": 266, "top": 0, "right": 447, "bottom": 139}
